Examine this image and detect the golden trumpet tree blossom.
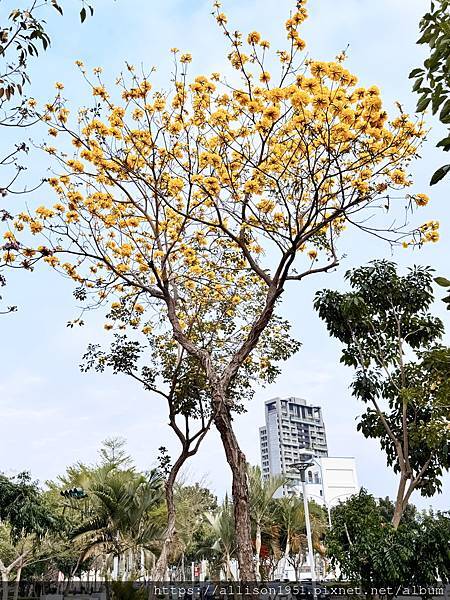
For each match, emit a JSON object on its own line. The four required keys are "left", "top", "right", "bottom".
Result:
{"left": 2, "top": 0, "right": 434, "bottom": 579}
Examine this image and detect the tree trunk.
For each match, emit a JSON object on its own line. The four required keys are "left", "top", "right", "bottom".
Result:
{"left": 13, "top": 566, "right": 22, "bottom": 600}
{"left": 281, "top": 538, "right": 290, "bottom": 579}
{"left": 392, "top": 473, "right": 408, "bottom": 529}
{"left": 255, "top": 523, "right": 262, "bottom": 581}
{"left": 0, "top": 572, "right": 9, "bottom": 600}
{"left": 213, "top": 398, "right": 255, "bottom": 581}
{"left": 152, "top": 452, "right": 186, "bottom": 580}
{"left": 225, "top": 552, "right": 233, "bottom": 581}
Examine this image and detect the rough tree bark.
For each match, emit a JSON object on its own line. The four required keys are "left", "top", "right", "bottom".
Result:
{"left": 213, "top": 397, "right": 255, "bottom": 581}
{"left": 151, "top": 394, "right": 212, "bottom": 579}
{"left": 152, "top": 451, "right": 189, "bottom": 580}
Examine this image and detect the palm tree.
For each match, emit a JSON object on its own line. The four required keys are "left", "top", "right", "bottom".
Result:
{"left": 70, "top": 466, "right": 165, "bottom": 579}
{"left": 205, "top": 495, "right": 236, "bottom": 580}
{"left": 247, "top": 465, "right": 287, "bottom": 580}
{"left": 270, "top": 495, "right": 327, "bottom": 579}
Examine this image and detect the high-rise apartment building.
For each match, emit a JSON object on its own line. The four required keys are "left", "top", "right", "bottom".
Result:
{"left": 260, "top": 396, "right": 328, "bottom": 490}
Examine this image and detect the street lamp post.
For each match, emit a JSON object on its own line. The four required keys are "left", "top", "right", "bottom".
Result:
{"left": 291, "top": 456, "right": 316, "bottom": 585}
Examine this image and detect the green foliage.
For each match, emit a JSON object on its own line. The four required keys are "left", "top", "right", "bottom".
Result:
{"left": 327, "top": 490, "right": 450, "bottom": 589}
{"left": 204, "top": 495, "right": 237, "bottom": 579}
{"left": 411, "top": 0, "right": 450, "bottom": 184}
{"left": 0, "top": 472, "right": 58, "bottom": 542}
{"left": 269, "top": 495, "right": 326, "bottom": 555}
{"left": 68, "top": 465, "right": 165, "bottom": 559}
{"left": 435, "top": 275, "right": 450, "bottom": 309}
{"left": 81, "top": 309, "right": 300, "bottom": 419}
{"left": 173, "top": 483, "right": 218, "bottom": 562}
{"left": 109, "top": 581, "right": 147, "bottom": 600}
{"left": 99, "top": 436, "right": 134, "bottom": 470}
{"left": 248, "top": 465, "right": 287, "bottom": 529}
{"left": 314, "top": 261, "right": 450, "bottom": 514}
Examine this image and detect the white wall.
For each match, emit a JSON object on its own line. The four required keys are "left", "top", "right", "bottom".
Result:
{"left": 320, "top": 457, "right": 359, "bottom": 508}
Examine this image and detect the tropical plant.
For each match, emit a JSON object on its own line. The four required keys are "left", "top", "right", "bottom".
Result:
{"left": 173, "top": 483, "right": 218, "bottom": 560}
{"left": 205, "top": 496, "right": 236, "bottom": 581}
{"left": 314, "top": 261, "right": 450, "bottom": 527}
{"left": 268, "top": 495, "right": 326, "bottom": 580}
{"left": 248, "top": 465, "right": 287, "bottom": 579}
{"left": 67, "top": 466, "right": 165, "bottom": 578}
{"left": 0, "top": 472, "right": 57, "bottom": 541}
{"left": 0, "top": 473, "right": 60, "bottom": 597}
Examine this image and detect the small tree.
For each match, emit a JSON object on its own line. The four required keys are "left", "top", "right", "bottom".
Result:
{"left": 53, "top": 454, "right": 165, "bottom": 580}
{"left": 4, "top": 0, "right": 434, "bottom": 577}
{"left": 81, "top": 315, "right": 298, "bottom": 578}
{"left": 314, "top": 260, "right": 450, "bottom": 528}
{"left": 268, "top": 495, "right": 326, "bottom": 580}
{"left": 172, "top": 482, "right": 218, "bottom": 570}
{"left": 327, "top": 490, "right": 450, "bottom": 590}
{"left": 205, "top": 496, "right": 236, "bottom": 581}
{"left": 0, "top": 473, "right": 59, "bottom": 598}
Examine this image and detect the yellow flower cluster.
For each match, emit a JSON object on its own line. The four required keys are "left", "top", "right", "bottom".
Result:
{"left": 419, "top": 220, "right": 439, "bottom": 243}
{"left": 3, "top": 0, "right": 431, "bottom": 341}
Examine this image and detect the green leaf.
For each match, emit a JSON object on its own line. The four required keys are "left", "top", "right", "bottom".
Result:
{"left": 430, "top": 164, "right": 450, "bottom": 185}
{"left": 436, "top": 136, "right": 450, "bottom": 151}
{"left": 434, "top": 277, "right": 450, "bottom": 288}
{"left": 413, "top": 77, "right": 424, "bottom": 92}
{"left": 440, "top": 99, "right": 450, "bottom": 123}
{"left": 417, "top": 95, "right": 431, "bottom": 112}
{"left": 409, "top": 68, "right": 424, "bottom": 79}
{"left": 417, "top": 30, "right": 432, "bottom": 44}
{"left": 432, "top": 86, "right": 444, "bottom": 114}
{"left": 80, "top": 7, "right": 87, "bottom": 23}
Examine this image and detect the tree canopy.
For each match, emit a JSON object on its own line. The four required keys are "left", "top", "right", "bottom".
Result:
{"left": 327, "top": 489, "right": 450, "bottom": 589}
{"left": 314, "top": 260, "right": 450, "bottom": 527}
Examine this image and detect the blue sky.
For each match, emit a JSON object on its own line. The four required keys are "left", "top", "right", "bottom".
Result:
{"left": 1, "top": 0, "right": 449, "bottom": 510}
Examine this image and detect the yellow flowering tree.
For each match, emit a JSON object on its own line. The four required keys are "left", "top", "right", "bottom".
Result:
{"left": 2, "top": 0, "right": 436, "bottom": 578}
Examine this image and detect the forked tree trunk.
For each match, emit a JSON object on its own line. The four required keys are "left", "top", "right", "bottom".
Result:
{"left": 152, "top": 452, "right": 187, "bottom": 580}
{"left": 392, "top": 473, "right": 408, "bottom": 529}
{"left": 213, "top": 396, "right": 255, "bottom": 581}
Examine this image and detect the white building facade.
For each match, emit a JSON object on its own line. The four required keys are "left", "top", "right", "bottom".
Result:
{"left": 259, "top": 397, "right": 359, "bottom": 505}
{"left": 260, "top": 397, "right": 328, "bottom": 495}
